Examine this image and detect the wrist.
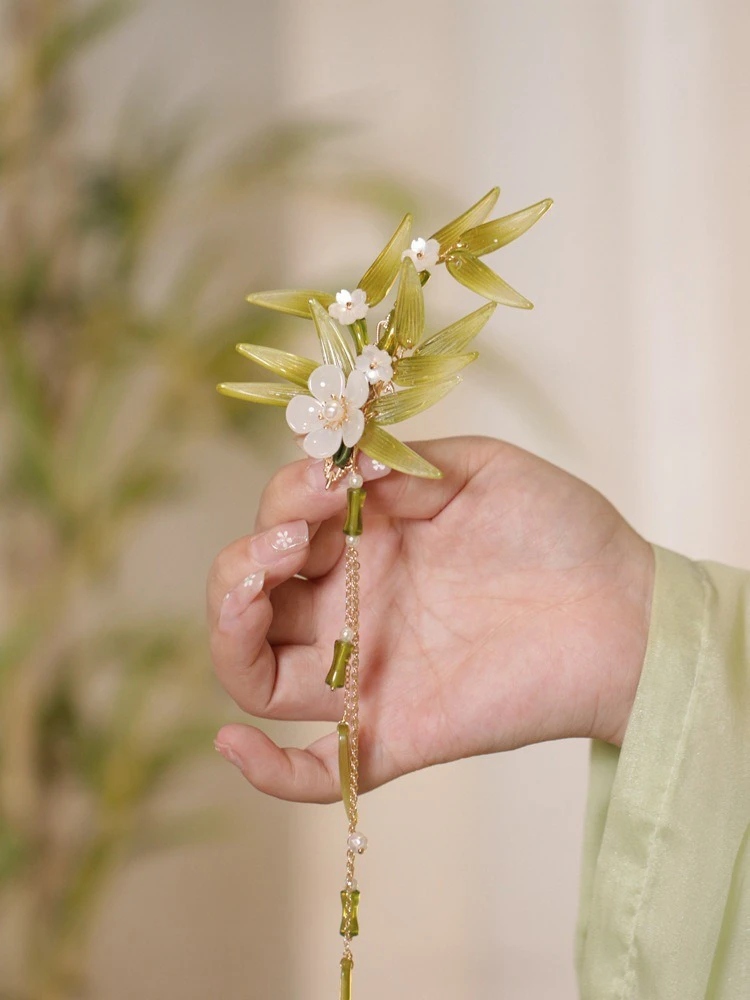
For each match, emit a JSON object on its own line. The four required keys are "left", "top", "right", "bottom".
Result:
{"left": 592, "top": 532, "right": 655, "bottom": 747}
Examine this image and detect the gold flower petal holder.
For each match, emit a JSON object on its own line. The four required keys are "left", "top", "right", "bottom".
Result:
{"left": 218, "top": 187, "right": 552, "bottom": 998}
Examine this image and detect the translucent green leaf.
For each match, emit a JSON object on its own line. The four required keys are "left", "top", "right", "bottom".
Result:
{"left": 359, "top": 422, "right": 443, "bottom": 479}
{"left": 459, "top": 199, "right": 553, "bottom": 257}
{"left": 358, "top": 213, "right": 412, "bottom": 306}
{"left": 369, "top": 375, "right": 462, "bottom": 425}
{"left": 416, "top": 303, "right": 497, "bottom": 357}
{"left": 393, "top": 257, "right": 424, "bottom": 350}
{"left": 431, "top": 187, "right": 500, "bottom": 251}
{"left": 393, "top": 353, "right": 478, "bottom": 386}
{"left": 216, "top": 382, "right": 301, "bottom": 406}
{"left": 245, "top": 289, "right": 334, "bottom": 319}
{"left": 445, "top": 252, "right": 533, "bottom": 309}
{"left": 236, "top": 344, "right": 317, "bottom": 387}
{"left": 309, "top": 299, "right": 355, "bottom": 373}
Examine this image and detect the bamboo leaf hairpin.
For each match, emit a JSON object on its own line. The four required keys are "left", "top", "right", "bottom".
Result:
{"left": 218, "top": 187, "right": 552, "bottom": 998}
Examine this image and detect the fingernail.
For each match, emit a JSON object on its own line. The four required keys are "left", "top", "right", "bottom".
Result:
{"left": 251, "top": 520, "right": 309, "bottom": 564}
{"left": 305, "top": 461, "right": 329, "bottom": 491}
{"left": 219, "top": 570, "right": 265, "bottom": 630}
{"left": 359, "top": 456, "right": 391, "bottom": 480}
{"left": 214, "top": 740, "right": 244, "bottom": 772}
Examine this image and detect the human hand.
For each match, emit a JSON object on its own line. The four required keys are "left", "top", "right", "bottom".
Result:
{"left": 207, "top": 436, "right": 654, "bottom": 803}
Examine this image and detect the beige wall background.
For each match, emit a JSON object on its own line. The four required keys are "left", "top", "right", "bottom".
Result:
{"left": 72, "top": 1, "right": 750, "bottom": 998}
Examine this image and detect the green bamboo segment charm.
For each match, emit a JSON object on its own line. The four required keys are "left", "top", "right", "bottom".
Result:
{"left": 343, "top": 487, "right": 366, "bottom": 536}
{"left": 337, "top": 722, "right": 353, "bottom": 821}
{"left": 340, "top": 955, "right": 353, "bottom": 1000}
{"left": 340, "top": 889, "right": 361, "bottom": 937}
{"left": 326, "top": 640, "right": 353, "bottom": 690}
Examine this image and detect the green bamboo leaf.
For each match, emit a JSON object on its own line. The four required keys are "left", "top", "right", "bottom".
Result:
{"left": 459, "top": 199, "right": 553, "bottom": 257}
{"left": 393, "top": 353, "right": 478, "bottom": 386}
{"left": 368, "top": 375, "right": 462, "bottom": 425}
{"left": 431, "top": 187, "right": 500, "bottom": 251}
{"left": 359, "top": 422, "right": 442, "bottom": 479}
{"left": 236, "top": 344, "right": 317, "bottom": 387}
{"left": 309, "top": 299, "right": 355, "bottom": 373}
{"left": 245, "top": 289, "right": 334, "bottom": 319}
{"left": 445, "top": 252, "right": 533, "bottom": 309}
{"left": 416, "top": 303, "right": 497, "bottom": 357}
{"left": 130, "top": 810, "right": 227, "bottom": 858}
{"left": 216, "top": 382, "right": 300, "bottom": 405}
{"left": 358, "top": 213, "right": 413, "bottom": 306}
{"left": 393, "top": 257, "right": 424, "bottom": 350}
{"left": 36, "top": 0, "right": 133, "bottom": 84}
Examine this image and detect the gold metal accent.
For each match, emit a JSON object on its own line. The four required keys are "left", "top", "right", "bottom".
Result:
{"left": 339, "top": 487, "right": 362, "bottom": 966}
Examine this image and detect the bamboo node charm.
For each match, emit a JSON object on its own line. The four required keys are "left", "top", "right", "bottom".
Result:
{"left": 326, "top": 639, "right": 353, "bottom": 689}
{"left": 340, "top": 889, "right": 361, "bottom": 937}
{"left": 343, "top": 487, "right": 366, "bottom": 537}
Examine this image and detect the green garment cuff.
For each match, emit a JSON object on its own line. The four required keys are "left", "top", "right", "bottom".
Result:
{"left": 576, "top": 545, "right": 750, "bottom": 999}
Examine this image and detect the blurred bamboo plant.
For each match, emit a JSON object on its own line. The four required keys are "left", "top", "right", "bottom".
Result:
{"left": 0, "top": 2, "right": 413, "bottom": 997}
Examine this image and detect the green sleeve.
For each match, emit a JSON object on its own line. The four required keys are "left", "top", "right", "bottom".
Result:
{"left": 576, "top": 545, "right": 750, "bottom": 999}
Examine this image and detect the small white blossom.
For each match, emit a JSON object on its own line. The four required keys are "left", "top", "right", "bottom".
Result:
{"left": 286, "top": 364, "right": 370, "bottom": 459}
{"left": 401, "top": 236, "right": 440, "bottom": 271}
{"left": 274, "top": 530, "right": 294, "bottom": 550}
{"left": 355, "top": 345, "right": 394, "bottom": 386}
{"left": 370, "top": 460, "right": 387, "bottom": 471}
{"left": 328, "top": 288, "right": 368, "bottom": 325}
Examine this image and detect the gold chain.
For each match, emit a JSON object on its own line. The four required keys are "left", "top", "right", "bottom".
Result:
{"left": 341, "top": 537, "right": 360, "bottom": 953}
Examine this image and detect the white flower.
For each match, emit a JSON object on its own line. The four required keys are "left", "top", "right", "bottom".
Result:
{"left": 328, "top": 288, "right": 368, "bottom": 325}
{"left": 355, "top": 345, "right": 394, "bottom": 385}
{"left": 401, "top": 236, "right": 440, "bottom": 271}
{"left": 286, "top": 364, "right": 370, "bottom": 459}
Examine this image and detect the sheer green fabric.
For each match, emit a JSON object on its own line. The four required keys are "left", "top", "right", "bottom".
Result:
{"left": 576, "top": 545, "right": 750, "bottom": 999}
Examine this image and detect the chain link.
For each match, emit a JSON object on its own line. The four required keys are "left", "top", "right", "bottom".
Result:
{"left": 340, "top": 513, "right": 361, "bottom": 959}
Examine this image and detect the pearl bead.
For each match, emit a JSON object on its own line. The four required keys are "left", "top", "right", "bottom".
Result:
{"left": 345, "top": 535, "right": 359, "bottom": 547}
{"left": 340, "top": 626, "right": 355, "bottom": 643}
{"left": 323, "top": 399, "right": 344, "bottom": 422}
{"left": 347, "top": 831, "right": 368, "bottom": 853}
{"left": 348, "top": 471, "right": 364, "bottom": 489}
{"left": 346, "top": 878, "right": 359, "bottom": 892}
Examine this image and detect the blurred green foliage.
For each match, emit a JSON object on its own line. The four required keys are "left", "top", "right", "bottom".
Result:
{"left": 0, "top": 2, "right": 418, "bottom": 996}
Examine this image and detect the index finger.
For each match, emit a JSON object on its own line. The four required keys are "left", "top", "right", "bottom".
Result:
{"left": 255, "top": 435, "right": 496, "bottom": 535}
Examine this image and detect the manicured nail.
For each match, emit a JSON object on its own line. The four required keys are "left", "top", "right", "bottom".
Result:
{"left": 251, "top": 520, "right": 309, "bottom": 564}
{"left": 219, "top": 570, "right": 265, "bottom": 630}
{"left": 214, "top": 740, "right": 244, "bottom": 771}
{"left": 305, "top": 461, "right": 329, "bottom": 491}
{"left": 360, "top": 456, "right": 391, "bottom": 480}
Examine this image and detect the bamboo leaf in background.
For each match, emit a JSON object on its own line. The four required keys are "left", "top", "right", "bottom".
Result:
{"left": 35, "top": 0, "right": 134, "bottom": 84}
